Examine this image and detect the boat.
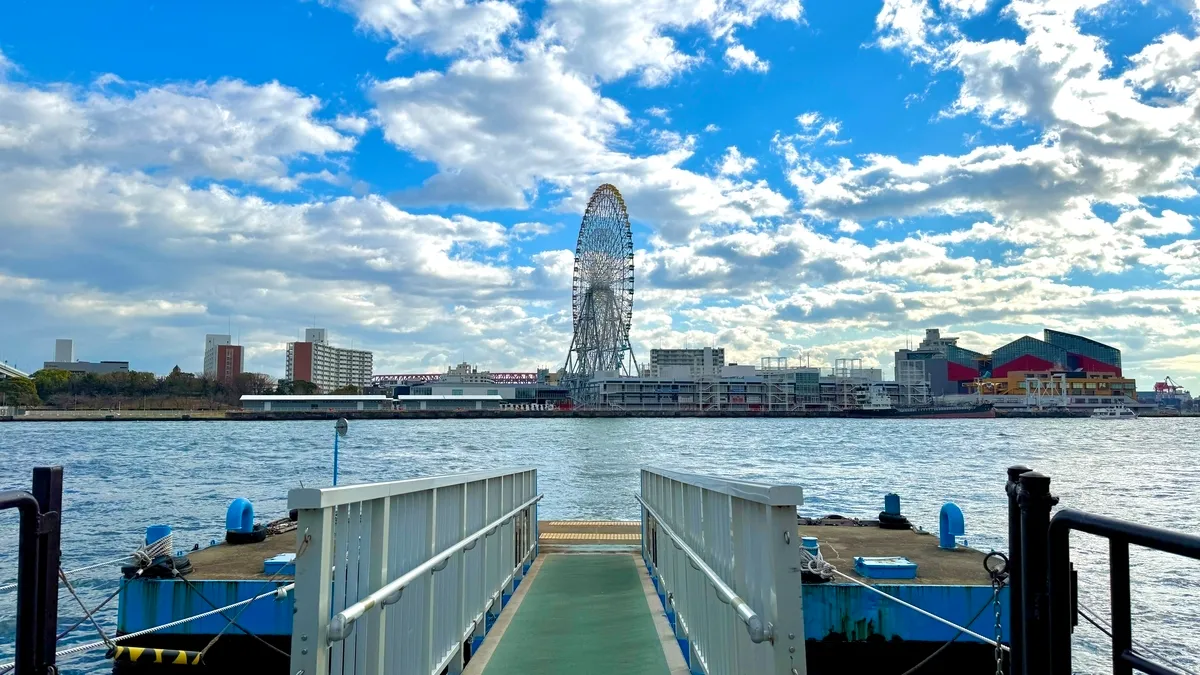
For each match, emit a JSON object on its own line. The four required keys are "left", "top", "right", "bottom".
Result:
{"left": 845, "top": 402, "right": 997, "bottom": 418}
{"left": 846, "top": 385, "right": 996, "bottom": 418}
{"left": 1091, "top": 405, "right": 1137, "bottom": 419}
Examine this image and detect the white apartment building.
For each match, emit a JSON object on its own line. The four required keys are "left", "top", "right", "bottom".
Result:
{"left": 286, "top": 328, "right": 373, "bottom": 392}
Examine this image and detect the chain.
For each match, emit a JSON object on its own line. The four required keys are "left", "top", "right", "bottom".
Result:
{"left": 983, "top": 550, "right": 1009, "bottom": 675}
{"left": 992, "top": 576, "right": 1004, "bottom": 675}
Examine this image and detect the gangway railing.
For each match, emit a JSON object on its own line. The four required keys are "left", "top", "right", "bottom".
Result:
{"left": 288, "top": 468, "right": 540, "bottom": 675}
{"left": 638, "top": 467, "right": 805, "bottom": 675}
{"left": 0, "top": 466, "right": 63, "bottom": 675}
{"left": 1048, "top": 509, "right": 1200, "bottom": 675}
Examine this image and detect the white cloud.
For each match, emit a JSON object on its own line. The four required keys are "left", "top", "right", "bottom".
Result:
{"left": 1125, "top": 32, "right": 1200, "bottom": 96}
{"left": 875, "top": 0, "right": 951, "bottom": 63}
{"left": 535, "top": 0, "right": 800, "bottom": 86}
{"left": 704, "top": 123, "right": 721, "bottom": 133}
{"left": 724, "top": 43, "right": 769, "bottom": 73}
{"left": 837, "top": 219, "right": 862, "bottom": 233}
{"left": 718, "top": 146, "right": 758, "bottom": 176}
{"left": 0, "top": 77, "right": 357, "bottom": 190}
{"left": 370, "top": 44, "right": 791, "bottom": 240}
{"left": 646, "top": 106, "right": 671, "bottom": 121}
{"left": 939, "top": 0, "right": 990, "bottom": 17}
{"left": 323, "top": 0, "right": 521, "bottom": 56}
{"left": 511, "top": 221, "right": 560, "bottom": 240}
{"left": 334, "top": 114, "right": 371, "bottom": 134}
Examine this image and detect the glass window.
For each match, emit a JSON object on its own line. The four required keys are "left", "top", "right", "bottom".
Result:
{"left": 452, "top": 389, "right": 463, "bottom": 396}
{"left": 487, "top": 389, "right": 498, "bottom": 396}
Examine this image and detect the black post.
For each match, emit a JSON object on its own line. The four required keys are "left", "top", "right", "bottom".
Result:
{"left": 1006, "top": 465, "right": 1030, "bottom": 675}
{"left": 32, "top": 466, "right": 63, "bottom": 674}
{"left": 1018, "top": 471, "right": 1057, "bottom": 675}
{"left": 1109, "top": 539, "right": 1132, "bottom": 675}
{"left": 1047, "top": 514, "right": 1073, "bottom": 674}
{"left": 0, "top": 489, "right": 43, "bottom": 675}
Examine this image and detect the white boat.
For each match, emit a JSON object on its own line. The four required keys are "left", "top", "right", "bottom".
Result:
{"left": 1091, "top": 405, "right": 1138, "bottom": 419}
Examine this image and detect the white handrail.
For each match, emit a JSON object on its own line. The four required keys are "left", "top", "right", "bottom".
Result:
{"left": 635, "top": 494, "right": 771, "bottom": 643}
{"left": 327, "top": 493, "right": 543, "bottom": 642}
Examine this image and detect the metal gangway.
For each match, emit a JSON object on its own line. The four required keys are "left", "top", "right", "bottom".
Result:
{"left": 286, "top": 467, "right": 806, "bottom": 675}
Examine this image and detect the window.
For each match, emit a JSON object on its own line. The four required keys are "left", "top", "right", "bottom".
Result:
{"left": 452, "top": 389, "right": 463, "bottom": 396}
{"left": 487, "top": 389, "right": 498, "bottom": 396}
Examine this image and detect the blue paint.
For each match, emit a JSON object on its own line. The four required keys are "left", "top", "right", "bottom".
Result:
{"left": 803, "top": 583, "right": 1010, "bottom": 642}
{"left": 145, "top": 524, "right": 171, "bottom": 546}
{"left": 801, "top": 536, "right": 820, "bottom": 558}
{"left": 263, "top": 553, "right": 296, "bottom": 575}
{"left": 119, "top": 578, "right": 294, "bottom": 635}
{"left": 853, "top": 556, "right": 918, "bottom": 579}
{"left": 333, "top": 429, "right": 340, "bottom": 486}
{"left": 939, "top": 502, "right": 965, "bottom": 550}
{"left": 884, "top": 493, "right": 902, "bottom": 516}
{"left": 225, "top": 498, "right": 255, "bottom": 534}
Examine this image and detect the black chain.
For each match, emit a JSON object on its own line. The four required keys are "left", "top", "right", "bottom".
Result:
{"left": 984, "top": 551, "right": 1009, "bottom": 675}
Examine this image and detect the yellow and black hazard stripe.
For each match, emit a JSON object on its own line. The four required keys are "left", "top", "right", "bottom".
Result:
{"left": 106, "top": 645, "right": 204, "bottom": 665}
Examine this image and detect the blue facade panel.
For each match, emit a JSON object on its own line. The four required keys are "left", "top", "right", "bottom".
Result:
{"left": 802, "top": 583, "right": 1009, "bottom": 642}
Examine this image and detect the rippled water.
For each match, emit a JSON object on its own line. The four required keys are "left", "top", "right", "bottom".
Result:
{"left": 0, "top": 418, "right": 1197, "bottom": 673}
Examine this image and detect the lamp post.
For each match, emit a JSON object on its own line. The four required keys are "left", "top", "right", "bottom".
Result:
{"left": 333, "top": 418, "right": 349, "bottom": 486}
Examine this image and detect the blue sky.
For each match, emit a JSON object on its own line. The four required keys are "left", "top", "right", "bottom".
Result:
{"left": 1, "top": 0, "right": 1200, "bottom": 388}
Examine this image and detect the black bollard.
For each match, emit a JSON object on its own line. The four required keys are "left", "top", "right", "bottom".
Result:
{"left": 1017, "top": 471, "right": 1057, "bottom": 675}
{"left": 1006, "top": 465, "right": 1030, "bottom": 675}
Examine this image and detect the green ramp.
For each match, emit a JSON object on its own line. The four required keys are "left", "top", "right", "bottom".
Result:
{"left": 482, "top": 554, "right": 670, "bottom": 675}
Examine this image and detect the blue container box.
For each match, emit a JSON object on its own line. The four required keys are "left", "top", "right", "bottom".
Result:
{"left": 853, "top": 556, "right": 918, "bottom": 580}
{"left": 263, "top": 553, "right": 296, "bottom": 576}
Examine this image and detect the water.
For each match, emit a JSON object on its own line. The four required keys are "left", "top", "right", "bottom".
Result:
{"left": 0, "top": 418, "right": 1197, "bottom": 673}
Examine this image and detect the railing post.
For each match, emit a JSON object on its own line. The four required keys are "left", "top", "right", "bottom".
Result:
{"left": 1109, "top": 539, "right": 1132, "bottom": 675}
{"left": 291, "top": 507, "right": 334, "bottom": 675}
{"left": 768, "top": 504, "right": 806, "bottom": 675}
{"left": 1047, "top": 513, "right": 1073, "bottom": 675}
{"left": 1017, "top": 471, "right": 1057, "bottom": 675}
{"left": 0, "top": 489, "right": 41, "bottom": 675}
{"left": 1006, "top": 464, "right": 1030, "bottom": 675}
{"left": 364, "top": 496, "right": 390, "bottom": 675}
{"left": 31, "top": 467, "right": 62, "bottom": 675}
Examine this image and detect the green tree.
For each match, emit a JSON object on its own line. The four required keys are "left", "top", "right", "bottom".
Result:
{"left": 331, "top": 385, "right": 361, "bottom": 395}
{"left": 293, "top": 379, "right": 319, "bottom": 395}
{"left": 0, "top": 377, "right": 41, "bottom": 407}
{"left": 32, "top": 369, "right": 71, "bottom": 398}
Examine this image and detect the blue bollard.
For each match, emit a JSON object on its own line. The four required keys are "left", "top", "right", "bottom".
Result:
{"left": 939, "top": 502, "right": 965, "bottom": 549}
{"left": 226, "top": 498, "right": 255, "bottom": 534}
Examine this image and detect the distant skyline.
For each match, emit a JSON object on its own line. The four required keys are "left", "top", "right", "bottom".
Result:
{"left": 2, "top": 0, "right": 1199, "bottom": 388}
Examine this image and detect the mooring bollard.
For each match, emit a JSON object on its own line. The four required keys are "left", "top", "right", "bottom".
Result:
{"left": 1017, "top": 470, "right": 1057, "bottom": 675}
{"left": 1005, "top": 465, "right": 1030, "bottom": 675}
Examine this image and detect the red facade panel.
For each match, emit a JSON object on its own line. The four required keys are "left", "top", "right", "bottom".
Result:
{"left": 992, "top": 354, "right": 1055, "bottom": 378}
{"left": 293, "top": 342, "right": 313, "bottom": 383}
{"left": 1072, "top": 353, "right": 1121, "bottom": 376}
{"left": 946, "top": 361, "right": 979, "bottom": 381}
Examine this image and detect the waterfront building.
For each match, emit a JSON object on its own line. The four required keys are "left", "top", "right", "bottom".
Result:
{"left": 285, "top": 328, "right": 373, "bottom": 393}
{"left": 41, "top": 360, "right": 130, "bottom": 375}
{"left": 894, "top": 329, "right": 986, "bottom": 395}
{"left": 648, "top": 347, "right": 724, "bottom": 377}
{"left": 240, "top": 394, "right": 391, "bottom": 412}
{"left": 581, "top": 362, "right": 824, "bottom": 411}
{"left": 394, "top": 394, "right": 505, "bottom": 411}
{"left": 55, "top": 339, "right": 74, "bottom": 363}
{"left": 203, "top": 335, "right": 244, "bottom": 385}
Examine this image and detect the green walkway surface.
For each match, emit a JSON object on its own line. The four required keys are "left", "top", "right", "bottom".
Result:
{"left": 481, "top": 555, "right": 670, "bottom": 675}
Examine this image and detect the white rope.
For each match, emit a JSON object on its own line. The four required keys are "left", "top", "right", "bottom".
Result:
{"left": 0, "top": 556, "right": 134, "bottom": 593}
{"left": 799, "top": 546, "right": 1010, "bottom": 652}
{"left": 0, "top": 583, "right": 294, "bottom": 673}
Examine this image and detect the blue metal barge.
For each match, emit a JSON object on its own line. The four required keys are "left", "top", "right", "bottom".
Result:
{"left": 111, "top": 468, "right": 1009, "bottom": 674}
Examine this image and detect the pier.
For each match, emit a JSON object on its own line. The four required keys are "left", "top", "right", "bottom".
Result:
{"left": 4, "top": 465, "right": 1199, "bottom": 674}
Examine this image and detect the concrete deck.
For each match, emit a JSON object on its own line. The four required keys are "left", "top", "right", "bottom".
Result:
{"left": 799, "top": 517, "right": 993, "bottom": 585}
{"left": 184, "top": 518, "right": 990, "bottom": 586}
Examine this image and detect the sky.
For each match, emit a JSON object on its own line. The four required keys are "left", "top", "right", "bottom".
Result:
{"left": 1, "top": 0, "right": 1200, "bottom": 388}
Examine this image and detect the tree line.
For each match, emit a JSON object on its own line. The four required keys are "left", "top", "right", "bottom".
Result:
{"left": 0, "top": 366, "right": 342, "bottom": 408}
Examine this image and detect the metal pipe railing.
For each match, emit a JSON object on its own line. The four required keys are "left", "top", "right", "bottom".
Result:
{"left": 0, "top": 490, "right": 44, "bottom": 675}
{"left": 327, "top": 493, "right": 543, "bottom": 642}
{"left": 634, "top": 494, "right": 772, "bottom": 643}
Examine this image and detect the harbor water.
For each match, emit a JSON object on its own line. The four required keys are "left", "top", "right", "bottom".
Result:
{"left": 0, "top": 418, "right": 1197, "bottom": 673}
